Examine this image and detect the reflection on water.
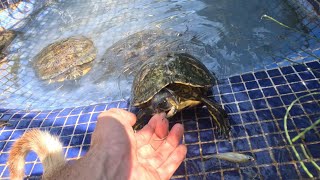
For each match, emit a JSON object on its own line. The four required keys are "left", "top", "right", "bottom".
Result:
{"left": 0, "top": 0, "right": 303, "bottom": 110}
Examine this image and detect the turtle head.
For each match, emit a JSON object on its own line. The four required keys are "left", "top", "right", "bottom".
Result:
{"left": 150, "top": 89, "right": 176, "bottom": 115}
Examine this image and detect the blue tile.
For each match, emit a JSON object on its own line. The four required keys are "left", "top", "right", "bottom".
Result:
{"left": 11, "top": 113, "right": 23, "bottom": 119}
{"left": 285, "top": 74, "right": 300, "bottom": 82}
{"left": 229, "top": 76, "right": 242, "bottom": 83}
{"left": 87, "top": 123, "right": 96, "bottom": 133}
{"left": 199, "top": 130, "right": 214, "bottom": 142}
{"left": 265, "top": 134, "right": 286, "bottom": 146}
{"left": 184, "top": 120, "right": 198, "bottom": 131}
{"left": 26, "top": 151, "right": 38, "bottom": 162}
{"left": 233, "top": 138, "right": 250, "bottom": 151}
{"left": 34, "top": 113, "right": 48, "bottom": 119}
{"left": 306, "top": 61, "right": 320, "bottom": 69}
{"left": 31, "top": 163, "right": 43, "bottom": 176}
{"left": 0, "top": 142, "right": 5, "bottom": 151}
{"left": 70, "top": 107, "right": 84, "bottom": 115}
{"left": 1, "top": 114, "right": 13, "bottom": 121}
{"left": 254, "top": 151, "right": 273, "bottom": 165}
{"left": 231, "top": 125, "right": 246, "bottom": 137}
{"left": 186, "top": 144, "right": 200, "bottom": 158}
{"left": 271, "top": 107, "right": 286, "bottom": 119}
{"left": 272, "top": 76, "right": 287, "bottom": 85}
{"left": 267, "top": 69, "right": 281, "bottom": 77}
{"left": 219, "top": 85, "right": 232, "bottom": 93}
{"left": 41, "top": 119, "right": 54, "bottom": 127}
{"left": 50, "top": 127, "right": 62, "bottom": 135}
{"left": 25, "top": 163, "right": 34, "bottom": 175}
{"left": 205, "top": 173, "right": 221, "bottom": 179}
{"left": 220, "top": 159, "right": 237, "bottom": 169}
{"left": 299, "top": 71, "right": 315, "bottom": 80}
{"left": 302, "top": 102, "right": 320, "bottom": 114}
{"left": 266, "top": 97, "right": 284, "bottom": 107}
{"left": 241, "top": 73, "right": 255, "bottom": 81}
{"left": 67, "top": 147, "right": 80, "bottom": 158}
{"left": 240, "top": 167, "right": 259, "bottom": 180}
{"left": 217, "top": 141, "right": 232, "bottom": 153}
{"left": 279, "top": 164, "right": 298, "bottom": 179}
{"left": 250, "top": 136, "right": 267, "bottom": 149}
{"left": 221, "top": 94, "right": 235, "bottom": 103}
{"left": 245, "top": 124, "right": 262, "bottom": 136}
{"left": 254, "top": 71, "right": 268, "bottom": 79}
{"left": 248, "top": 89, "right": 263, "bottom": 99}
{"left": 60, "top": 136, "right": 71, "bottom": 146}
{"left": 280, "top": 66, "right": 294, "bottom": 74}
{"left": 229, "top": 114, "right": 242, "bottom": 125}
{"left": 280, "top": 94, "right": 296, "bottom": 105}
{"left": 276, "top": 85, "right": 292, "bottom": 94}
{"left": 224, "top": 103, "right": 238, "bottom": 114}
{"left": 290, "top": 82, "right": 307, "bottom": 92}
{"left": 91, "top": 113, "right": 100, "bottom": 122}
{"left": 240, "top": 112, "right": 257, "bottom": 123}
{"left": 22, "top": 113, "right": 37, "bottom": 120}
{"left": 293, "top": 64, "right": 307, "bottom": 72}
{"left": 10, "top": 130, "right": 25, "bottom": 140}
{"left": 2, "top": 141, "right": 13, "bottom": 152}
{"left": 16, "top": 120, "right": 31, "bottom": 129}
{"left": 78, "top": 113, "right": 91, "bottom": 123}
{"left": 66, "top": 116, "right": 78, "bottom": 125}
{"left": 106, "top": 102, "right": 118, "bottom": 109}
{"left": 83, "top": 134, "right": 91, "bottom": 145}
{"left": 278, "top": 119, "right": 295, "bottom": 131}
{"left": 261, "top": 121, "right": 278, "bottom": 133}
{"left": 298, "top": 161, "right": 320, "bottom": 178}
{"left": 173, "top": 163, "right": 185, "bottom": 176}
{"left": 94, "top": 104, "right": 107, "bottom": 112}
{"left": 186, "top": 159, "right": 202, "bottom": 174}
{"left": 58, "top": 108, "right": 73, "bottom": 117}
{"left": 201, "top": 143, "right": 217, "bottom": 155}
{"left": 47, "top": 112, "right": 59, "bottom": 119}
{"left": 256, "top": 110, "right": 273, "bottom": 121}
{"left": 231, "top": 83, "right": 245, "bottom": 92}
{"left": 262, "top": 87, "right": 278, "bottom": 97}
{"left": 258, "top": 79, "right": 273, "bottom": 87}
{"left": 74, "top": 124, "right": 88, "bottom": 134}
{"left": 223, "top": 170, "right": 240, "bottom": 180}
{"left": 307, "top": 143, "right": 320, "bottom": 158}
{"left": 70, "top": 135, "right": 85, "bottom": 146}
{"left": 184, "top": 132, "right": 199, "bottom": 144}
{"left": 305, "top": 80, "right": 320, "bottom": 89}
{"left": 234, "top": 92, "right": 249, "bottom": 101}
{"left": 53, "top": 117, "right": 66, "bottom": 126}
{"left": 289, "top": 105, "right": 305, "bottom": 116}
{"left": 80, "top": 145, "right": 90, "bottom": 156}
{"left": 0, "top": 153, "right": 8, "bottom": 164}
{"left": 245, "top": 81, "right": 259, "bottom": 90}
{"left": 0, "top": 131, "right": 12, "bottom": 141}
{"left": 259, "top": 166, "right": 279, "bottom": 179}
{"left": 304, "top": 130, "right": 319, "bottom": 143}
{"left": 238, "top": 101, "right": 253, "bottom": 111}
{"left": 197, "top": 117, "right": 212, "bottom": 128}
{"left": 119, "top": 101, "right": 129, "bottom": 109}
{"left": 2, "top": 166, "right": 9, "bottom": 177}
{"left": 82, "top": 106, "right": 95, "bottom": 113}
{"left": 293, "top": 116, "right": 312, "bottom": 129}
{"left": 272, "top": 148, "right": 293, "bottom": 163}
{"left": 252, "top": 99, "right": 268, "bottom": 110}
{"left": 61, "top": 126, "right": 75, "bottom": 136}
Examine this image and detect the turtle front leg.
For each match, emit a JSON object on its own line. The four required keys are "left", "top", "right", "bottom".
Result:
{"left": 166, "top": 98, "right": 179, "bottom": 118}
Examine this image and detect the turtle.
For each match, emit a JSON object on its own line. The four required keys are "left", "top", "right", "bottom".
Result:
{"left": 0, "top": 29, "right": 16, "bottom": 61}
{"left": 33, "top": 36, "right": 97, "bottom": 82}
{"left": 131, "top": 52, "right": 231, "bottom": 137}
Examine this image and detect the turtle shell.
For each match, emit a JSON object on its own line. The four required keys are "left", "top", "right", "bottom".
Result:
{"left": 33, "top": 36, "right": 96, "bottom": 82}
{"left": 132, "top": 52, "right": 217, "bottom": 106}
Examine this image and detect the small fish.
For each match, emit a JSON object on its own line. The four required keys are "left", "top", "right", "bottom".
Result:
{"left": 204, "top": 152, "right": 255, "bottom": 163}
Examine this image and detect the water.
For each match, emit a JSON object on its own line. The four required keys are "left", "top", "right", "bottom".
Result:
{"left": 1, "top": 0, "right": 304, "bottom": 110}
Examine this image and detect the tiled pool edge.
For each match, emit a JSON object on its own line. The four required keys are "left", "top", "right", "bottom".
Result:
{"left": 0, "top": 59, "right": 319, "bottom": 179}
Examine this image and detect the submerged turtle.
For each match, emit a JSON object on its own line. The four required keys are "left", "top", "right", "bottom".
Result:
{"left": 131, "top": 52, "right": 230, "bottom": 137}
{"left": 0, "top": 29, "right": 16, "bottom": 61}
{"left": 33, "top": 36, "right": 97, "bottom": 82}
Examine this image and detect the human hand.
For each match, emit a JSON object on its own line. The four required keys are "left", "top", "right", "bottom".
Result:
{"left": 89, "top": 108, "right": 187, "bottom": 180}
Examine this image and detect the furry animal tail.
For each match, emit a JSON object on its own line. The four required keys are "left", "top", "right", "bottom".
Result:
{"left": 8, "top": 129, "right": 66, "bottom": 180}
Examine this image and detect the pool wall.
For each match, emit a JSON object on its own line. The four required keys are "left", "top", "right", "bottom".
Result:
{"left": 0, "top": 0, "right": 319, "bottom": 179}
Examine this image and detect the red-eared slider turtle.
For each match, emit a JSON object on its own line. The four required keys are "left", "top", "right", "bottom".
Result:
{"left": 33, "top": 36, "right": 97, "bottom": 82}
{"left": 0, "top": 29, "right": 16, "bottom": 61}
{"left": 131, "top": 52, "right": 230, "bottom": 137}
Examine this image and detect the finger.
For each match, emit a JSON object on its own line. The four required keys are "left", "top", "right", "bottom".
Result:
{"left": 157, "top": 145, "right": 187, "bottom": 180}
{"left": 149, "top": 113, "right": 169, "bottom": 150}
{"left": 148, "top": 123, "right": 184, "bottom": 168}
{"left": 98, "top": 108, "right": 137, "bottom": 128}
{"left": 135, "top": 112, "right": 167, "bottom": 149}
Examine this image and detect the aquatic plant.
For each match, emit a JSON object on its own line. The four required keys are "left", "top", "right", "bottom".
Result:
{"left": 284, "top": 92, "right": 320, "bottom": 178}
